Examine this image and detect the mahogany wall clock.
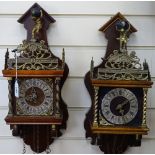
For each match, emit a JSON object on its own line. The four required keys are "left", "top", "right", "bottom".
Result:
{"left": 2, "top": 3, "right": 69, "bottom": 153}
{"left": 84, "top": 12, "right": 153, "bottom": 154}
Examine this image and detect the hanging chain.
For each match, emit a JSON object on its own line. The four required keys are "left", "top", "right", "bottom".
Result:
{"left": 22, "top": 129, "right": 26, "bottom": 154}
{"left": 22, "top": 142, "right": 26, "bottom": 154}
{"left": 46, "top": 147, "right": 51, "bottom": 154}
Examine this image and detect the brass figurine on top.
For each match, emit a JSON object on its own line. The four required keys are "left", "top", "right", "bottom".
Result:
{"left": 31, "top": 8, "right": 43, "bottom": 39}
{"left": 116, "top": 20, "right": 130, "bottom": 50}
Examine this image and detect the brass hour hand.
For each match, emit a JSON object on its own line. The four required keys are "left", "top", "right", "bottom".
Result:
{"left": 116, "top": 99, "right": 129, "bottom": 115}
{"left": 31, "top": 87, "right": 37, "bottom": 99}
{"left": 25, "top": 87, "right": 37, "bottom": 103}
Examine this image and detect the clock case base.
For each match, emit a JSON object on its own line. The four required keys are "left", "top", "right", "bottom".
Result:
{"left": 5, "top": 115, "right": 63, "bottom": 124}
{"left": 91, "top": 126, "right": 149, "bottom": 135}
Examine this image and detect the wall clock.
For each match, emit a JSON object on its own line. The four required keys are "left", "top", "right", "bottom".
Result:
{"left": 84, "top": 12, "right": 153, "bottom": 153}
{"left": 2, "top": 3, "right": 69, "bottom": 153}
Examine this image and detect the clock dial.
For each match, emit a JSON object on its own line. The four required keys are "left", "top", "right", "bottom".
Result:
{"left": 17, "top": 78, "right": 53, "bottom": 115}
{"left": 101, "top": 88, "right": 138, "bottom": 125}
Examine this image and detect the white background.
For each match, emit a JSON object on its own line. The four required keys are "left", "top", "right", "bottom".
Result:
{"left": 0, "top": 1, "right": 155, "bottom": 154}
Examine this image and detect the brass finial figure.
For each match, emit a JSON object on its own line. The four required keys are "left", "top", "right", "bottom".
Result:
{"left": 116, "top": 20, "right": 130, "bottom": 51}
{"left": 31, "top": 8, "right": 43, "bottom": 39}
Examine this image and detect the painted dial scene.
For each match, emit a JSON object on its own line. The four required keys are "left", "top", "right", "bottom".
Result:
{"left": 101, "top": 88, "right": 138, "bottom": 125}
{"left": 17, "top": 78, "right": 53, "bottom": 115}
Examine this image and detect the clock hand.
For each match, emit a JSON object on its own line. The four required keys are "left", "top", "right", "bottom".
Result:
{"left": 116, "top": 99, "right": 128, "bottom": 110}
{"left": 25, "top": 87, "right": 37, "bottom": 103}
{"left": 32, "top": 87, "right": 37, "bottom": 99}
{"left": 116, "top": 99, "right": 129, "bottom": 115}
{"left": 31, "top": 87, "right": 37, "bottom": 103}
{"left": 119, "top": 109, "right": 125, "bottom": 116}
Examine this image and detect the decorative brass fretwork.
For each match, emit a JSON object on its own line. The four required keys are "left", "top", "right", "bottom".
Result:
{"left": 96, "top": 50, "right": 149, "bottom": 80}
{"left": 6, "top": 39, "right": 64, "bottom": 70}
{"left": 17, "top": 40, "right": 51, "bottom": 58}
{"left": 99, "top": 110, "right": 111, "bottom": 126}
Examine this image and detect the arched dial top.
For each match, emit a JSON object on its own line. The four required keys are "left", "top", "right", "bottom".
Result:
{"left": 101, "top": 88, "right": 138, "bottom": 125}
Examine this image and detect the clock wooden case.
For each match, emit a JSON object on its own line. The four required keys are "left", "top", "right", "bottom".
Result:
{"left": 84, "top": 12, "right": 153, "bottom": 153}
{"left": 2, "top": 3, "right": 69, "bottom": 153}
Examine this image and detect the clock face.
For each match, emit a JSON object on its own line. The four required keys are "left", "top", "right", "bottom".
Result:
{"left": 16, "top": 78, "right": 53, "bottom": 115}
{"left": 101, "top": 88, "right": 138, "bottom": 125}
